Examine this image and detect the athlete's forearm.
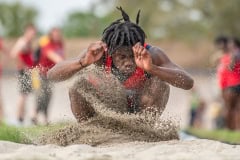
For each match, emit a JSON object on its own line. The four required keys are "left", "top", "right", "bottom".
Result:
{"left": 148, "top": 65, "right": 194, "bottom": 90}
{"left": 47, "top": 58, "right": 85, "bottom": 82}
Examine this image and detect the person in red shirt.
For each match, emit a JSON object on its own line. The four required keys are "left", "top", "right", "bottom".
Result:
{"left": 10, "top": 24, "right": 36, "bottom": 123}
{"left": 222, "top": 38, "right": 240, "bottom": 130}
{"left": 32, "top": 28, "right": 64, "bottom": 124}
{"left": 47, "top": 7, "right": 194, "bottom": 122}
{"left": 216, "top": 36, "right": 240, "bottom": 130}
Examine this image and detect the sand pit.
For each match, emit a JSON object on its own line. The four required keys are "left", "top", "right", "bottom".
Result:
{"left": 36, "top": 114, "right": 178, "bottom": 146}
{"left": 3, "top": 66, "right": 238, "bottom": 160}
{"left": 0, "top": 139, "right": 239, "bottom": 160}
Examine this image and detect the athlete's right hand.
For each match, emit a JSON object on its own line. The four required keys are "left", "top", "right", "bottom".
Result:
{"left": 80, "top": 41, "right": 107, "bottom": 67}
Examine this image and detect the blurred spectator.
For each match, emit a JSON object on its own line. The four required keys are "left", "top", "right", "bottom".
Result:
{"left": 32, "top": 28, "right": 64, "bottom": 125}
{"left": 194, "top": 100, "right": 206, "bottom": 128}
{"left": 222, "top": 37, "right": 240, "bottom": 130}
{"left": 211, "top": 35, "right": 229, "bottom": 67}
{"left": 215, "top": 36, "right": 240, "bottom": 130}
{"left": 10, "top": 24, "right": 36, "bottom": 124}
{"left": 33, "top": 35, "right": 50, "bottom": 66}
{"left": 208, "top": 97, "right": 225, "bottom": 129}
{"left": 189, "top": 88, "right": 206, "bottom": 128}
{"left": 31, "top": 35, "right": 50, "bottom": 91}
{"left": 215, "top": 36, "right": 232, "bottom": 92}
{"left": 0, "top": 36, "right": 9, "bottom": 123}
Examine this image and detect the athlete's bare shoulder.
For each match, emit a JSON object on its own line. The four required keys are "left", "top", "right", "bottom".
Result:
{"left": 148, "top": 45, "right": 171, "bottom": 66}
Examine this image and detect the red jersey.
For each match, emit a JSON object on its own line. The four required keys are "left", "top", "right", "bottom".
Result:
{"left": 14, "top": 38, "right": 34, "bottom": 69}
{"left": 18, "top": 49, "right": 33, "bottom": 68}
{"left": 39, "top": 41, "right": 64, "bottom": 75}
{"left": 217, "top": 54, "right": 240, "bottom": 89}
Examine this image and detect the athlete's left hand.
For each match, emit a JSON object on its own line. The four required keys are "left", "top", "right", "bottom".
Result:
{"left": 132, "top": 42, "right": 153, "bottom": 72}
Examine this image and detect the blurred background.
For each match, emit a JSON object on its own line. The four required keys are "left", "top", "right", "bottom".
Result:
{"left": 1, "top": 0, "right": 239, "bottom": 68}
{"left": 1, "top": 0, "right": 239, "bottom": 69}
{"left": 0, "top": 0, "right": 240, "bottom": 143}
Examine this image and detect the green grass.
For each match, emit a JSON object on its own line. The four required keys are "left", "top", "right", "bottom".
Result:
{"left": 0, "top": 124, "right": 29, "bottom": 143}
{"left": 0, "top": 122, "right": 68, "bottom": 144}
{"left": 185, "top": 128, "right": 240, "bottom": 144}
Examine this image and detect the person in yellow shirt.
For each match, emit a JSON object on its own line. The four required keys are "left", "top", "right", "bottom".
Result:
{"left": 31, "top": 35, "right": 49, "bottom": 124}
{"left": 32, "top": 29, "right": 64, "bottom": 125}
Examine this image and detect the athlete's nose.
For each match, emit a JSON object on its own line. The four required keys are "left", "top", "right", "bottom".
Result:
{"left": 124, "top": 62, "right": 134, "bottom": 69}
{"left": 124, "top": 60, "right": 134, "bottom": 67}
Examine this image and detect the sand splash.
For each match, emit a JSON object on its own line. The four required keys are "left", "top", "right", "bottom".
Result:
{"left": 37, "top": 65, "right": 179, "bottom": 146}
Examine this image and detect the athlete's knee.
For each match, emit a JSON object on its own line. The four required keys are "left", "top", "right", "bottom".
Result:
{"left": 162, "top": 82, "right": 170, "bottom": 94}
{"left": 150, "top": 80, "right": 170, "bottom": 113}
{"left": 68, "top": 85, "right": 95, "bottom": 122}
{"left": 69, "top": 85, "right": 79, "bottom": 99}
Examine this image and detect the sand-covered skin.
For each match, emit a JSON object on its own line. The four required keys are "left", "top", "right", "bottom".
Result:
{"left": 0, "top": 139, "right": 239, "bottom": 160}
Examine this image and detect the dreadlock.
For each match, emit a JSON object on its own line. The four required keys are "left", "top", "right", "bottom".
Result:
{"left": 102, "top": 6, "right": 146, "bottom": 55}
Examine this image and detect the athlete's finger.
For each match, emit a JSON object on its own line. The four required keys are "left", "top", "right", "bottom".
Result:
{"left": 95, "top": 48, "right": 102, "bottom": 55}
{"left": 139, "top": 46, "right": 145, "bottom": 55}
{"left": 133, "top": 48, "right": 138, "bottom": 59}
{"left": 132, "top": 45, "right": 138, "bottom": 57}
{"left": 136, "top": 44, "right": 143, "bottom": 55}
{"left": 94, "top": 41, "right": 105, "bottom": 52}
{"left": 100, "top": 41, "right": 108, "bottom": 52}
{"left": 133, "top": 42, "right": 141, "bottom": 50}
{"left": 135, "top": 42, "right": 141, "bottom": 47}
{"left": 136, "top": 46, "right": 142, "bottom": 58}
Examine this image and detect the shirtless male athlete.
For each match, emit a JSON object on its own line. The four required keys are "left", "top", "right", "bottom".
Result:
{"left": 48, "top": 7, "right": 194, "bottom": 122}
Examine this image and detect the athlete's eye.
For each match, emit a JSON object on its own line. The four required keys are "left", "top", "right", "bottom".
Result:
{"left": 120, "top": 55, "right": 126, "bottom": 59}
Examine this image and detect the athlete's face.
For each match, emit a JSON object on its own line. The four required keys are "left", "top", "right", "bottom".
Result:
{"left": 51, "top": 29, "right": 62, "bottom": 42}
{"left": 25, "top": 28, "right": 36, "bottom": 41}
{"left": 215, "top": 42, "right": 225, "bottom": 51}
{"left": 112, "top": 47, "right": 136, "bottom": 76}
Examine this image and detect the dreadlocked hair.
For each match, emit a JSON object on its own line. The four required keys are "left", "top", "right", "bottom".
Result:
{"left": 102, "top": 6, "right": 146, "bottom": 55}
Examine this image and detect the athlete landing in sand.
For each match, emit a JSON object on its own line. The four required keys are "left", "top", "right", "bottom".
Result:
{"left": 47, "top": 7, "right": 194, "bottom": 122}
